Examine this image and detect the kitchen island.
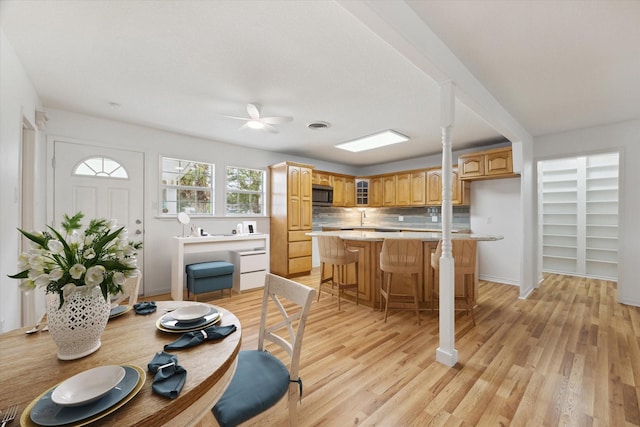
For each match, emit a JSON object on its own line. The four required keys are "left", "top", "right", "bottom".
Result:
{"left": 307, "top": 230, "right": 502, "bottom": 309}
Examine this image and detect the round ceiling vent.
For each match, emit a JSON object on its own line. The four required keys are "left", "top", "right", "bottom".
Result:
{"left": 307, "top": 121, "right": 331, "bottom": 130}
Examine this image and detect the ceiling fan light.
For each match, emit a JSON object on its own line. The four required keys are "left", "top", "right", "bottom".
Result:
{"left": 247, "top": 120, "right": 265, "bottom": 130}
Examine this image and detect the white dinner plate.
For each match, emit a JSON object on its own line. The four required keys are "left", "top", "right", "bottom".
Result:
{"left": 170, "top": 304, "right": 211, "bottom": 321}
{"left": 51, "top": 365, "right": 126, "bottom": 407}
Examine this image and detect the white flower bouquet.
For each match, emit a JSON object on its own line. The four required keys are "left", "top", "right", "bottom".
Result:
{"left": 9, "top": 212, "right": 142, "bottom": 308}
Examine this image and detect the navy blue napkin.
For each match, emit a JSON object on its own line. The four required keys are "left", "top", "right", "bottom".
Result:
{"left": 164, "top": 324, "right": 237, "bottom": 350}
{"left": 147, "top": 351, "right": 187, "bottom": 399}
{"left": 134, "top": 301, "right": 157, "bottom": 315}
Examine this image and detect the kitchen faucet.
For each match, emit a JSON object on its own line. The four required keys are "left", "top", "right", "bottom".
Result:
{"left": 360, "top": 209, "right": 366, "bottom": 226}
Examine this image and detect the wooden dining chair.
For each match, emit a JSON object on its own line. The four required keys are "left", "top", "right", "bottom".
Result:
{"left": 379, "top": 239, "right": 423, "bottom": 324}
{"left": 212, "top": 273, "right": 317, "bottom": 427}
{"left": 431, "top": 239, "right": 477, "bottom": 325}
{"left": 111, "top": 272, "right": 141, "bottom": 306}
{"left": 317, "top": 235, "right": 360, "bottom": 310}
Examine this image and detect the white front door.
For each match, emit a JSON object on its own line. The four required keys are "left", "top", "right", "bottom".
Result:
{"left": 53, "top": 140, "right": 145, "bottom": 293}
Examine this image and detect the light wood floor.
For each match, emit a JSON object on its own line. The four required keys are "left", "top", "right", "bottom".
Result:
{"left": 186, "top": 270, "right": 640, "bottom": 426}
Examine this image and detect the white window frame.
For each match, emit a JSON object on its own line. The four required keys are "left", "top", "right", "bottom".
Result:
{"left": 159, "top": 156, "right": 215, "bottom": 217}
{"left": 225, "top": 165, "right": 266, "bottom": 216}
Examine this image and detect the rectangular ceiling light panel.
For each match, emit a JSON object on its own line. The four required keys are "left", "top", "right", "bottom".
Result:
{"left": 335, "top": 130, "right": 409, "bottom": 152}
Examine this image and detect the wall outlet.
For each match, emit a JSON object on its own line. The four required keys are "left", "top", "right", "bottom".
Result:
{"left": 431, "top": 215, "right": 438, "bottom": 222}
{"left": 398, "top": 216, "right": 404, "bottom": 222}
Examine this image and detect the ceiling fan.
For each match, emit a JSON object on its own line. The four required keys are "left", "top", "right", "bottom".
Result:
{"left": 220, "top": 103, "right": 293, "bottom": 133}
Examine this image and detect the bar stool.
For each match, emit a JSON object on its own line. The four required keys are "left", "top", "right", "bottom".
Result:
{"left": 317, "top": 235, "right": 359, "bottom": 310}
{"left": 379, "top": 239, "right": 422, "bottom": 324}
{"left": 431, "top": 239, "right": 477, "bottom": 325}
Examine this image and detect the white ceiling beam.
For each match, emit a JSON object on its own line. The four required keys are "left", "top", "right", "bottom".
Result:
{"left": 337, "top": 0, "right": 533, "bottom": 145}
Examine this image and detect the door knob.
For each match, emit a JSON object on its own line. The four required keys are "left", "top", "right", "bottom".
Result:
{"left": 136, "top": 229, "right": 142, "bottom": 235}
{"left": 136, "top": 219, "right": 142, "bottom": 224}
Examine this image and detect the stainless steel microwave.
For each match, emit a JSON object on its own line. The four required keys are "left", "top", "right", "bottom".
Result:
{"left": 312, "top": 185, "right": 333, "bottom": 206}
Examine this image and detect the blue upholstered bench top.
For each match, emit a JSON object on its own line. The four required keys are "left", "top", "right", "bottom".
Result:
{"left": 186, "top": 261, "right": 234, "bottom": 278}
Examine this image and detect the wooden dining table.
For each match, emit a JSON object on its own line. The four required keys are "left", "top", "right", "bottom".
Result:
{"left": 0, "top": 300, "right": 241, "bottom": 426}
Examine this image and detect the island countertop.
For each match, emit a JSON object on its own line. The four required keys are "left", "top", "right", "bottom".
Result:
{"left": 307, "top": 229, "right": 503, "bottom": 242}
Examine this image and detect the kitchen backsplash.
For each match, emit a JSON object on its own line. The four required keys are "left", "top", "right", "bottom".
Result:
{"left": 312, "top": 206, "right": 470, "bottom": 231}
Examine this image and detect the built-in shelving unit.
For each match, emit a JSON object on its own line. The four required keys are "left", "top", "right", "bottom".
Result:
{"left": 539, "top": 153, "right": 618, "bottom": 280}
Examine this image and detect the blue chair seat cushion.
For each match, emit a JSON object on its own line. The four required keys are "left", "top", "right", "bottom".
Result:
{"left": 213, "top": 350, "right": 290, "bottom": 427}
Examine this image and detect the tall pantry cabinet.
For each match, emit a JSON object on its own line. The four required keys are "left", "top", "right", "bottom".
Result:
{"left": 539, "top": 152, "right": 619, "bottom": 280}
{"left": 270, "top": 161, "right": 313, "bottom": 277}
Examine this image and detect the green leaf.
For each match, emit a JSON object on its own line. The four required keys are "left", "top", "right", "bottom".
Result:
{"left": 61, "top": 212, "right": 84, "bottom": 233}
{"left": 16, "top": 228, "right": 47, "bottom": 247}
{"left": 8, "top": 270, "right": 29, "bottom": 279}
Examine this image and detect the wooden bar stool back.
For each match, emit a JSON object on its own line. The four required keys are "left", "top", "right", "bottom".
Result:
{"left": 431, "top": 239, "right": 477, "bottom": 325}
{"left": 317, "top": 235, "right": 360, "bottom": 310}
{"left": 379, "top": 239, "right": 423, "bottom": 324}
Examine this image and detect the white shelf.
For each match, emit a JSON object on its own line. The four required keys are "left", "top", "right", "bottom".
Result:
{"left": 539, "top": 152, "right": 618, "bottom": 280}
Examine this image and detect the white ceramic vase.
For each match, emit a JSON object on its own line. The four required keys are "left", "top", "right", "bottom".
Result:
{"left": 46, "top": 286, "right": 111, "bottom": 360}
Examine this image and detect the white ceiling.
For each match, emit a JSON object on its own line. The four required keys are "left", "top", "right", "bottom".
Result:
{"left": 1, "top": 0, "right": 638, "bottom": 167}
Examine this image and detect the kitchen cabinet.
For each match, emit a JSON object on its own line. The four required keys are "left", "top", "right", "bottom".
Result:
{"left": 356, "top": 179, "right": 369, "bottom": 206}
{"left": 426, "top": 167, "right": 470, "bottom": 206}
{"left": 395, "top": 170, "right": 426, "bottom": 206}
{"left": 333, "top": 175, "right": 355, "bottom": 207}
{"left": 270, "top": 161, "right": 313, "bottom": 277}
{"left": 410, "top": 170, "right": 426, "bottom": 205}
{"left": 312, "top": 171, "right": 332, "bottom": 186}
{"left": 382, "top": 175, "right": 396, "bottom": 206}
{"left": 369, "top": 176, "right": 383, "bottom": 207}
{"left": 458, "top": 146, "right": 518, "bottom": 181}
{"left": 395, "top": 172, "right": 411, "bottom": 206}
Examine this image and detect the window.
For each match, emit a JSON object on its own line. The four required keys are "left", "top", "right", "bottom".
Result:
{"left": 226, "top": 166, "right": 266, "bottom": 215}
{"left": 74, "top": 157, "right": 128, "bottom": 178}
{"left": 160, "top": 157, "right": 214, "bottom": 216}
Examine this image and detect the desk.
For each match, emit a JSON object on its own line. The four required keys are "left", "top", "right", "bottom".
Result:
{"left": 0, "top": 301, "right": 241, "bottom": 427}
{"left": 172, "top": 234, "right": 270, "bottom": 300}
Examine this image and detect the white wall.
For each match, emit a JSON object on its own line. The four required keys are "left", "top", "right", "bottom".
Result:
{"left": 470, "top": 177, "right": 521, "bottom": 286}
{"left": 42, "top": 108, "right": 345, "bottom": 298}
{"left": 0, "top": 29, "right": 43, "bottom": 332}
{"left": 535, "top": 119, "right": 640, "bottom": 306}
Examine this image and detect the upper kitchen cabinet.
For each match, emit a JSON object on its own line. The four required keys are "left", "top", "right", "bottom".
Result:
{"left": 355, "top": 179, "right": 369, "bottom": 206}
{"left": 369, "top": 176, "right": 383, "bottom": 207}
{"left": 395, "top": 172, "right": 411, "bottom": 206}
{"left": 312, "top": 171, "right": 332, "bottom": 187}
{"left": 333, "top": 174, "right": 355, "bottom": 207}
{"left": 270, "top": 161, "right": 313, "bottom": 277}
{"left": 410, "top": 170, "right": 427, "bottom": 205}
{"left": 426, "top": 167, "right": 470, "bottom": 206}
{"left": 382, "top": 175, "right": 397, "bottom": 207}
{"left": 396, "top": 170, "right": 427, "bottom": 206}
{"left": 458, "top": 146, "right": 519, "bottom": 181}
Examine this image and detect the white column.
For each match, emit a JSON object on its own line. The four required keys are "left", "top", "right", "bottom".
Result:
{"left": 436, "top": 81, "right": 458, "bottom": 366}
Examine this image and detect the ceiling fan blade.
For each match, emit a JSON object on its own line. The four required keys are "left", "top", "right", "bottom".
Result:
{"left": 247, "top": 103, "right": 261, "bottom": 120}
{"left": 264, "top": 123, "right": 279, "bottom": 134}
{"left": 238, "top": 122, "right": 251, "bottom": 131}
{"left": 219, "top": 114, "right": 250, "bottom": 121}
{"left": 261, "top": 116, "right": 293, "bottom": 125}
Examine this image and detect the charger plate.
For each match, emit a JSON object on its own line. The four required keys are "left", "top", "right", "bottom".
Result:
{"left": 108, "top": 305, "right": 132, "bottom": 319}
{"left": 156, "top": 311, "right": 222, "bottom": 333}
{"left": 21, "top": 364, "right": 145, "bottom": 427}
